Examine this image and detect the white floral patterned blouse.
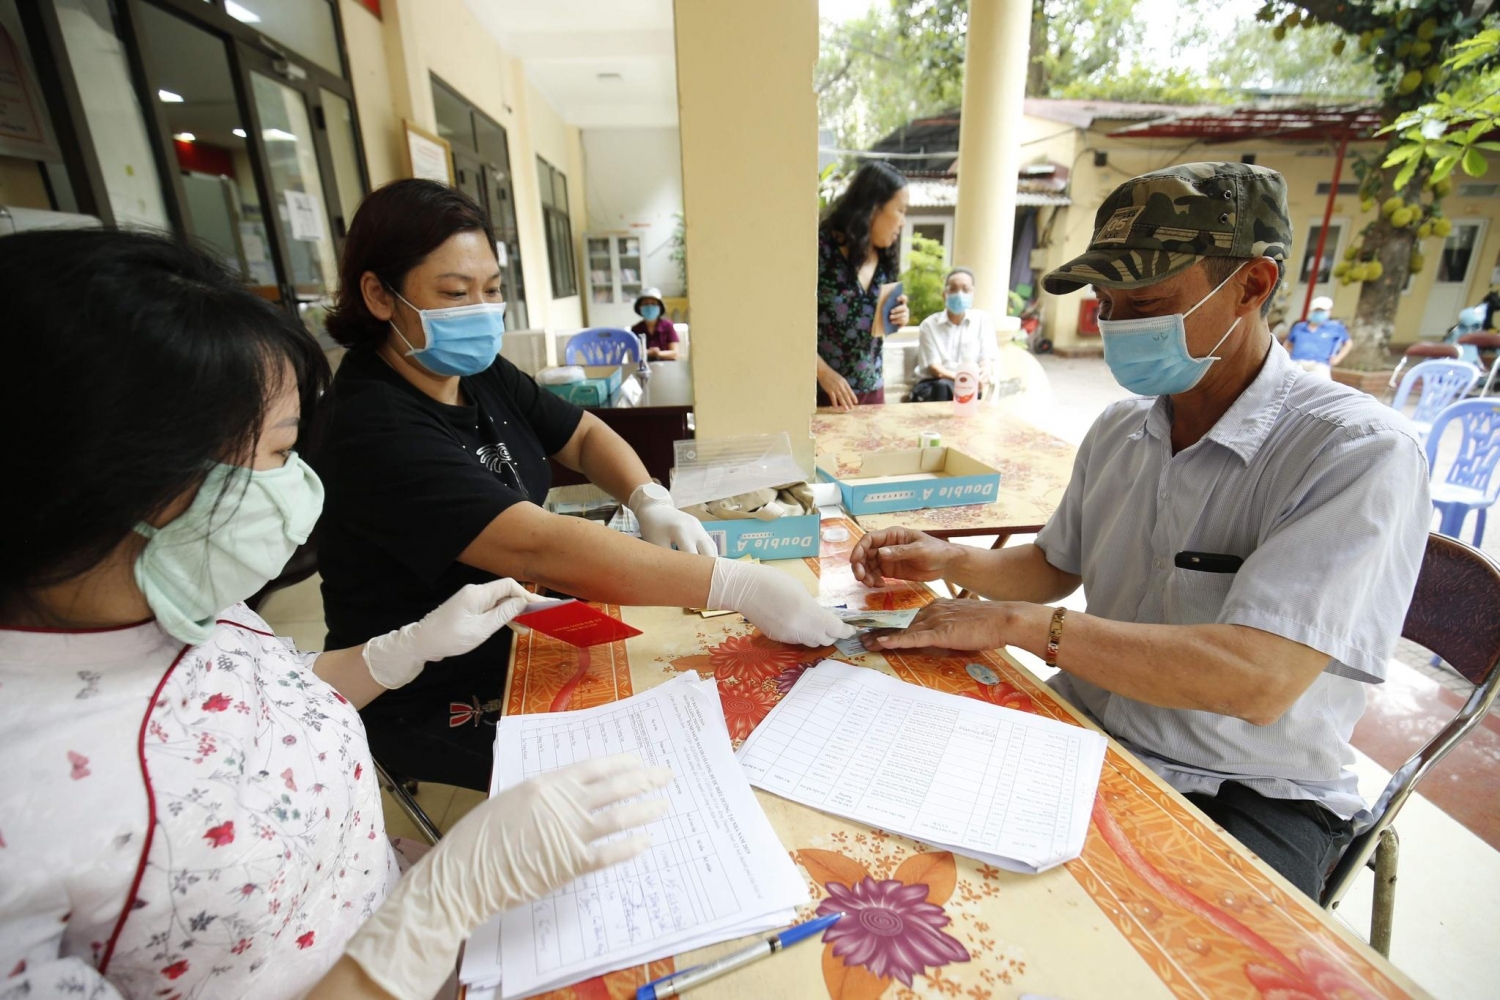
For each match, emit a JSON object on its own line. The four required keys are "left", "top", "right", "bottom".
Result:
{"left": 0, "top": 605, "right": 398, "bottom": 999}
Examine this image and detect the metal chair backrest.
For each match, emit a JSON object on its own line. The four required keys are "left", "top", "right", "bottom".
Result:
{"left": 564, "top": 327, "right": 642, "bottom": 366}
{"left": 1391, "top": 359, "right": 1480, "bottom": 426}
{"left": 1322, "top": 533, "right": 1500, "bottom": 907}
{"left": 1424, "top": 398, "right": 1500, "bottom": 501}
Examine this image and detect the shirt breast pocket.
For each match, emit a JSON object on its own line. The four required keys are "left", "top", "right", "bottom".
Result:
{"left": 1164, "top": 567, "right": 1237, "bottom": 626}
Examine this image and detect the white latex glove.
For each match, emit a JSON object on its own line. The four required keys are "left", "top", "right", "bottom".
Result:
{"left": 628, "top": 482, "right": 718, "bottom": 556}
{"left": 345, "top": 756, "right": 671, "bottom": 1000}
{"left": 708, "top": 557, "right": 855, "bottom": 646}
{"left": 362, "top": 578, "right": 531, "bottom": 689}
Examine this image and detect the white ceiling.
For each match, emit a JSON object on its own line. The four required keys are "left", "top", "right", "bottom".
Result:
{"left": 462, "top": 0, "right": 679, "bottom": 129}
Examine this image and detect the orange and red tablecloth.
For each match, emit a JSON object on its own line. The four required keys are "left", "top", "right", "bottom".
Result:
{"left": 500, "top": 518, "right": 1424, "bottom": 1000}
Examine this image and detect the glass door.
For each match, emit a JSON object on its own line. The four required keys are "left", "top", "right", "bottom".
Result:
{"left": 1418, "top": 219, "right": 1488, "bottom": 340}
{"left": 132, "top": 0, "right": 276, "bottom": 294}
{"left": 237, "top": 44, "right": 347, "bottom": 344}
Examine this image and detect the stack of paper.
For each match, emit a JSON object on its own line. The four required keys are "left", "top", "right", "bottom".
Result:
{"left": 738, "top": 661, "right": 1107, "bottom": 873}
{"left": 459, "top": 674, "right": 808, "bottom": 999}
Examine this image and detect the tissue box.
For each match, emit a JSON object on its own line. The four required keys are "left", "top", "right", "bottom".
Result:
{"left": 817, "top": 447, "right": 1001, "bottom": 515}
{"left": 540, "top": 365, "right": 623, "bottom": 406}
{"left": 696, "top": 513, "right": 821, "bottom": 560}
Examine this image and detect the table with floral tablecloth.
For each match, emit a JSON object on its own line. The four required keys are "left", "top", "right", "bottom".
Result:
{"left": 811, "top": 402, "right": 1076, "bottom": 540}
{"left": 496, "top": 518, "right": 1425, "bottom": 1000}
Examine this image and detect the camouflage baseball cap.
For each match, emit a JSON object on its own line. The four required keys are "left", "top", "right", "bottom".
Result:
{"left": 1041, "top": 161, "right": 1292, "bottom": 295}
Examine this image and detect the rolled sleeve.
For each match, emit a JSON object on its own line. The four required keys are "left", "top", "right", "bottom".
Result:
{"left": 1034, "top": 419, "right": 1098, "bottom": 577}
{"left": 1219, "top": 427, "right": 1430, "bottom": 682}
{"left": 915, "top": 318, "right": 944, "bottom": 379}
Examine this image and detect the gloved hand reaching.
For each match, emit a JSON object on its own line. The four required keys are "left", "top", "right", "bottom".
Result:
{"left": 629, "top": 483, "right": 718, "bottom": 556}
{"left": 362, "top": 578, "right": 532, "bottom": 689}
{"left": 708, "top": 557, "right": 856, "bottom": 646}
{"left": 344, "top": 756, "right": 672, "bottom": 1000}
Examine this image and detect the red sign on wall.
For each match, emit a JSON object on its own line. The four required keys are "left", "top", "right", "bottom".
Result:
{"left": 351, "top": 0, "right": 381, "bottom": 17}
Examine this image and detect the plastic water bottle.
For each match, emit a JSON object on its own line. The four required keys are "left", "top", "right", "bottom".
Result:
{"left": 636, "top": 333, "right": 651, "bottom": 378}
{"left": 953, "top": 367, "right": 979, "bottom": 416}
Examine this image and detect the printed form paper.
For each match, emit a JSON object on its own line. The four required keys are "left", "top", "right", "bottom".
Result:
{"left": 460, "top": 675, "right": 806, "bottom": 999}
{"left": 737, "top": 661, "right": 1107, "bottom": 873}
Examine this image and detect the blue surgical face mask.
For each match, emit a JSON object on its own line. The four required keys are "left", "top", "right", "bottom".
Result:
{"left": 1097, "top": 263, "right": 1247, "bottom": 397}
{"left": 640, "top": 304, "right": 663, "bottom": 321}
{"left": 389, "top": 289, "right": 506, "bottom": 377}
{"left": 946, "top": 292, "right": 973, "bottom": 315}
{"left": 1309, "top": 309, "right": 1330, "bottom": 324}
{"left": 134, "top": 455, "right": 324, "bottom": 645}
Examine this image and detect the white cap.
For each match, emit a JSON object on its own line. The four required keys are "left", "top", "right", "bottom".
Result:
{"left": 1310, "top": 295, "right": 1334, "bottom": 311}
{"left": 633, "top": 287, "right": 665, "bottom": 315}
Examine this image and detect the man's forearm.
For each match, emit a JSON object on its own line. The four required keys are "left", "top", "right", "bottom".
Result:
{"left": 946, "top": 542, "right": 1080, "bottom": 603}
{"left": 995, "top": 604, "right": 1327, "bottom": 725}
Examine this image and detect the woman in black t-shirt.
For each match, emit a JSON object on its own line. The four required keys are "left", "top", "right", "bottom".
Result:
{"left": 310, "top": 180, "right": 851, "bottom": 790}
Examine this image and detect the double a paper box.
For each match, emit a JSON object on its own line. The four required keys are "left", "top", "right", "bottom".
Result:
{"left": 697, "top": 513, "right": 820, "bottom": 560}
{"left": 817, "top": 447, "right": 1001, "bottom": 515}
{"left": 539, "top": 365, "right": 624, "bottom": 406}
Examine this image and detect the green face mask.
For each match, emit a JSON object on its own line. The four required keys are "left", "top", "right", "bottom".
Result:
{"left": 134, "top": 454, "right": 324, "bottom": 645}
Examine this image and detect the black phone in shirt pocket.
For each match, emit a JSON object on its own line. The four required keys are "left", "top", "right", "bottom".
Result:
{"left": 1174, "top": 551, "right": 1244, "bottom": 574}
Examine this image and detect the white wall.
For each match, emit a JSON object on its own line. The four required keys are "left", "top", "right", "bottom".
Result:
{"left": 581, "top": 127, "right": 686, "bottom": 298}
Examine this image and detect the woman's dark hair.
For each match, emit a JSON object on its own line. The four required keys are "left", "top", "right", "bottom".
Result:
{"left": 325, "top": 178, "right": 497, "bottom": 350}
{"left": 0, "top": 227, "right": 329, "bottom": 608}
{"left": 820, "top": 160, "right": 908, "bottom": 272}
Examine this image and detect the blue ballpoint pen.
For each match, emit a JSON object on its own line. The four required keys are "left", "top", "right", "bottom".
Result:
{"left": 635, "top": 912, "right": 845, "bottom": 1000}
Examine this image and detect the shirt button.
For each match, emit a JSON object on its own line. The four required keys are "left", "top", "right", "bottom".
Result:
{"left": 1158, "top": 490, "right": 1168, "bottom": 502}
{"left": 1154, "top": 557, "right": 1163, "bottom": 570}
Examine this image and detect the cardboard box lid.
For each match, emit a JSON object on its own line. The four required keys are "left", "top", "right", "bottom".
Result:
{"left": 824, "top": 446, "right": 999, "bottom": 482}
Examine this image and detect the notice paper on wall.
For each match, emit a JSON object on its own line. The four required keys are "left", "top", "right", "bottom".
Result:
{"left": 737, "top": 661, "right": 1107, "bottom": 873}
{"left": 459, "top": 673, "right": 807, "bottom": 999}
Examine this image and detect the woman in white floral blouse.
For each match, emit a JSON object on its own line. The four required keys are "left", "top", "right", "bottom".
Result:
{"left": 0, "top": 230, "right": 668, "bottom": 1000}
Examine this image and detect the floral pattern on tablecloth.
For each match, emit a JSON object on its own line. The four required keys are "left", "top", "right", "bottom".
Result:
{"left": 812, "top": 402, "right": 1076, "bottom": 536}
{"left": 503, "top": 518, "right": 1420, "bottom": 1000}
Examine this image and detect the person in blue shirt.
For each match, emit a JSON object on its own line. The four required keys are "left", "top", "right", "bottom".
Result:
{"left": 1281, "top": 296, "right": 1351, "bottom": 377}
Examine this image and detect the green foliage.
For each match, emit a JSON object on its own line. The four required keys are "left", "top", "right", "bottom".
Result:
{"left": 900, "top": 234, "right": 948, "bottom": 325}
{"left": 1054, "top": 64, "right": 1225, "bottom": 104}
{"left": 817, "top": 3, "right": 966, "bottom": 151}
{"left": 1034, "top": 0, "right": 1222, "bottom": 102}
{"left": 1380, "top": 29, "right": 1500, "bottom": 191}
{"left": 669, "top": 213, "right": 687, "bottom": 291}
{"left": 817, "top": 163, "right": 844, "bottom": 211}
{"left": 1208, "top": 18, "right": 1379, "bottom": 97}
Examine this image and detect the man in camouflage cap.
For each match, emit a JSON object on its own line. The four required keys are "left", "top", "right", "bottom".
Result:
{"left": 849, "top": 162, "right": 1431, "bottom": 901}
{"left": 1042, "top": 161, "right": 1292, "bottom": 295}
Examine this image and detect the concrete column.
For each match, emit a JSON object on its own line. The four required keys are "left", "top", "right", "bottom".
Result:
{"left": 952, "top": 0, "right": 1033, "bottom": 314}
{"left": 673, "top": 0, "right": 819, "bottom": 472}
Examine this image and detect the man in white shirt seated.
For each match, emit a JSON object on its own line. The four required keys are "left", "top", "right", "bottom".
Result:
{"left": 849, "top": 162, "right": 1430, "bottom": 900}
{"left": 910, "top": 267, "right": 997, "bottom": 401}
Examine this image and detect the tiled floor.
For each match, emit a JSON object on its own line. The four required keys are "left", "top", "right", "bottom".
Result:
{"left": 258, "top": 354, "right": 1500, "bottom": 997}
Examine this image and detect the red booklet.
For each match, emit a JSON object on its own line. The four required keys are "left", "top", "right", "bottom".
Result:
{"left": 512, "top": 599, "right": 642, "bottom": 648}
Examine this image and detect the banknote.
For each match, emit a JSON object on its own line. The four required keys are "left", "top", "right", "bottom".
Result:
{"left": 832, "top": 607, "right": 919, "bottom": 630}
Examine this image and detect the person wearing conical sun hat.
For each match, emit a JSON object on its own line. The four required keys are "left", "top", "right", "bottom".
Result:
{"left": 847, "top": 162, "right": 1431, "bottom": 901}
{"left": 631, "top": 287, "right": 679, "bottom": 360}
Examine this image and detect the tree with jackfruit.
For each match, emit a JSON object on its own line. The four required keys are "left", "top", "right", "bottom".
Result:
{"left": 1255, "top": 0, "right": 1497, "bottom": 369}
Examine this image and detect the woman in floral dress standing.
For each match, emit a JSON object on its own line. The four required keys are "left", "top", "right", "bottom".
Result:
{"left": 816, "top": 161, "right": 911, "bottom": 410}
{"left": 0, "top": 229, "right": 668, "bottom": 1000}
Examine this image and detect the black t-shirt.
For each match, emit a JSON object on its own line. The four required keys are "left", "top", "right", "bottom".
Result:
{"left": 308, "top": 348, "right": 584, "bottom": 715}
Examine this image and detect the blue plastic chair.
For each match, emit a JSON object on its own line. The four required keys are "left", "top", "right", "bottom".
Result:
{"left": 1425, "top": 398, "right": 1500, "bottom": 546}
{"left": 564, "top": 328, "right": 642, "bottom": 366}
{"left": 1391, "top": 359, "right": 1481, "bottom": 438}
